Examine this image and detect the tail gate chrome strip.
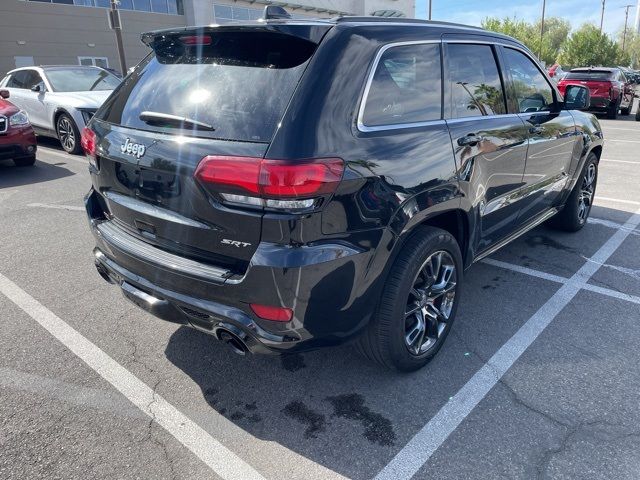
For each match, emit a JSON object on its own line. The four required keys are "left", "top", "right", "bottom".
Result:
{"left": 96, "top": 221, "right": 230, "bottom": 282}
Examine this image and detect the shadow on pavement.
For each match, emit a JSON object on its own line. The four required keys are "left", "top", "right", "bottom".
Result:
{"left": 0, "top": 158, "right": 74, "bottom": 189}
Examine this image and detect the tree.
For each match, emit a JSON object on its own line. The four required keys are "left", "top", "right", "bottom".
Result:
{"left": 533, "top": 17, "right": 571, "bottom": 65}
{"left": 616, "top": 28, "right": 640, "bottom": 68}
{"left": 481, "top": 16, "right": 569, "bottom": 65}
{"left": 558, "top": 24, "right": 620, "bottom": 68}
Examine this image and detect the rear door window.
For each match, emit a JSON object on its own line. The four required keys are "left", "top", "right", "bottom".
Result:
{"left": 445, "top": 44, "right": 506, "bottom": 118}
{"left": 361, "top": 43, "right": 442, "bottom": 127}
{"left": 97, "top": 31, "right": 317, "bottom": 143}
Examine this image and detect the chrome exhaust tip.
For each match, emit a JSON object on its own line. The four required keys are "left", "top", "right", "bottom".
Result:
{"left": 216, "top": 329, "right": 248, "bottom": 356}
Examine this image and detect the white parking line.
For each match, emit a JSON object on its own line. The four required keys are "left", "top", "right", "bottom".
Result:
{"left": 0, "top": 272, "right": 266, "bottom": 480}
{"left": 595, "top": 196, "right": 640, "bottom": 206}
{"left": 374, "top": 206, "right": 640, "bottom": 480}
{"left": 589, "top": 216, "right": 640, "bottom": 235}
{"left": 606, "top": 139, "right": 640, "bottom": 144}
{"left": 602, "top": 127, "right": 640, "bottom": 132}
{"left": 600, "top": 159, "right": 640, "bottom": 165}
{"left": 482, "top": 258, "right": 640, "bottom": 306}
{"left": 481, "top": 258, "right": 566, "bottom": 283}
{"left": 28, "top": 202, "right": 84, "bottom": 211}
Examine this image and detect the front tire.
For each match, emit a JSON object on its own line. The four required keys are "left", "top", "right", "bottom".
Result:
{"left": 56, "top": 113, "right": 81, "bottom": 154}
{"left": 357, "top": 227, "right": 463, "bottom": 371}
{"left": 547, "top": 153, "right": 598, "bottom": 232}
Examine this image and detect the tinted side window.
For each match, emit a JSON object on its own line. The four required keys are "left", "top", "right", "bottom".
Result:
{"left": 446, "top": 44, "right": 506, "bottom": 118}
{"left": 362, "top": 43, "right": 442, "bottom": 127}
{"left": 7, "top": 72, "right": 26, "bottom": 89}
{"left": 7, "top": 70, "right": 41, "bottom": 89}
{"left": 503, "top": 48, "right": 554, "bottom": 113}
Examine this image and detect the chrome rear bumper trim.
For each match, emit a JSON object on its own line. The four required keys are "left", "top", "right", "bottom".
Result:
{"left": 96, "top": 221, "right": 230, "bottom": 282}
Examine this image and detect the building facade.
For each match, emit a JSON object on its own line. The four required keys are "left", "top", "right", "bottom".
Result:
{"left": 0, "top": 0, "right": 415, "bottom": 77}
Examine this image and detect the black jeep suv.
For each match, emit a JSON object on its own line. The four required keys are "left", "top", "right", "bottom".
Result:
{"left": 84, "top": 13, "right": 602, "bottom": 371}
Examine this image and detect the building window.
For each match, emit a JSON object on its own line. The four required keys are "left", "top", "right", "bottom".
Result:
{"left": 78, "top": 56, "right": 109, "bottom": 69}
{"left": 27, "top": 0, "right": 183, "bottom": 15}
{"left": 14, "top": 56, "right": 35, "bottom": 68}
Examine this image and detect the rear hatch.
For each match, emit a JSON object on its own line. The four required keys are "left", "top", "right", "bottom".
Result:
{"left": 560, "top": 70, "right": 615, "bottom": 97}
{"left": 90, "top": 25, "right": 330, "bottom": 273}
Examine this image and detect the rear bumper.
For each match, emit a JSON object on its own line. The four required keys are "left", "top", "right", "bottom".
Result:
{"left": 588, "top": 96, "right": 613, "bottom": 110}
{"left": 86, "top": 188, "right": 381, "bottom": 354}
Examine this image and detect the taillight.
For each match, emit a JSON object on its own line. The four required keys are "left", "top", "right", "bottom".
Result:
{"left": 250, "top": 303, "right": 293, "bottom": 322}
{"left": 194, "top": 156, "right": 344, "bottom": 211}
{"left": 81, "top": 127, "right": 98, "bottom": 169}
{"left": 81, "top": 127, "right": 96, "bottom": 156}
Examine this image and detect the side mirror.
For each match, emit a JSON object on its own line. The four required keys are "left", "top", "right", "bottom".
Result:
{"left": 564, "top": 85, "right": 590, "bottom": 111}
{"left": 0, "top": 89, "right": 9, "bottom": 99}
{"left": 31, "top": 82, "right": 45, "bottom": 93}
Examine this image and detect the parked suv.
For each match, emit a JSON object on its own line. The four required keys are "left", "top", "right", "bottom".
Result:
{"left": 558, "top": 67, "right": 634, "bottom": 119}
{"left": 84, "top": 14, "right": 602, "bottom": 371}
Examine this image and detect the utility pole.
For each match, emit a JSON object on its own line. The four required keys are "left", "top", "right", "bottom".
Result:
{"left": 428, "top": 0, "right": 432, "bottom": 20}
{"left": 539, "top": 0, "right": 546, "bottom": 59}
{"left": 623, "top": 4, "right": 634, "bottom": 52}
{"left": 600, "top": 0, "right": 606, "bottom": 33}
{"left": 109, "top": 0, "right": 127, "bottom": 75}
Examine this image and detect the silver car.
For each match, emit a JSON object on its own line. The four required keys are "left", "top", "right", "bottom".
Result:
{"left": 0, "top": 66, "right": 120, "bottom": 153}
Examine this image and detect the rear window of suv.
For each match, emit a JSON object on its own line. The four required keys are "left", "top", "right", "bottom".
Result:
{"left": 97, "top": 31, "right": 317, "bottom": 143}
{"left": 565, "top": 71, "right": 615, "bottom": 81}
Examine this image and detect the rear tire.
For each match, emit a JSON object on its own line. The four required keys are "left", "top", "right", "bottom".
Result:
{"left": 13, "top": 155, "right": 36, "bottom": 167}
{"left": 547, "top": 153, "right": 598, "bottom": 232}
{"left": 606, "top": 100, "right": 619, "bottom": 119}
{"left": 357, "top": 227, "right": 463, "bottom": 372}
{"left": 56, "top": 113, "right": 81, "bottom": 154}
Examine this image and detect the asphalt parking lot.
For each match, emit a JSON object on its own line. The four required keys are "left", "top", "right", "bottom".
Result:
{"left": 1, "top": 111, "right": 639, "bottom": 480}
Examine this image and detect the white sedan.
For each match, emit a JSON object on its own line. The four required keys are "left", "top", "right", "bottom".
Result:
{"left": 0, "top": 66, "right": 120, "bottom": 153}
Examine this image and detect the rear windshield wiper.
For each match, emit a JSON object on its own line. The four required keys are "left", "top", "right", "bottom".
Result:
{"left": 139, "top": 111, "right": 215, "bottom": 132}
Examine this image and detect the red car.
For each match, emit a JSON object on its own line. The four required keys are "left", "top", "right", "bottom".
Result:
{"left": 0, "top": 89, "right": 37, "bottom": 166}
{"left": 547, "top": 63, "right": 566, "bottom": 81}
{"left": 557, "top": 67, "right": 634, "bottom": 119}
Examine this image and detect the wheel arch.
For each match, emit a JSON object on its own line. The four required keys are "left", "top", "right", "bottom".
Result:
{"left": 589, "top": 145, "right": 602, "bottom": 163}
{"left": 53, "top": 107, "right": 73, "bottom": 129}
{"left": 389, "top": 206, "right": 472, "bottom": 271}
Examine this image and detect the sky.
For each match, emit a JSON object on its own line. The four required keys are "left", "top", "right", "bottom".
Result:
{"left": 415, "top": 0, "right": 640, "bottom": 37}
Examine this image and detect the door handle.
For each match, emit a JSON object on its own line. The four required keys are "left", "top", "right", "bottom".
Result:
{"left": 457, "top": 134, "right": 482, "bottom": 147}
{"left": 529, "top": 126, "right": 544, "bottom": 135}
